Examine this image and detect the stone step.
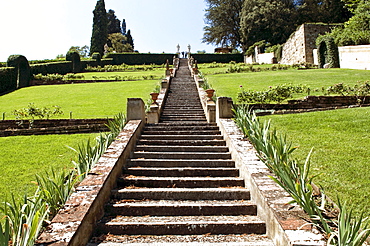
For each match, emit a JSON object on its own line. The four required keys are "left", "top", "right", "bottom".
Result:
{"left": 88, "top": 234, "right": 274, "bottom": 246}
{"left": 105, "top": 200, "right": 257, "bottom": 216}
{"left": 111, "top": 188, "right": 251, "bottom": 200}
{"left": 144, "top": 125, "right": 219, "bottom": 131}
{"left": 132, "top": 152, "right": 231, "bottom": 159}
{"left": 97, "top": 215, "right": 266, "bottom": 235}
{"left": 127, "top": 159, "right": 236, "bottom": 168}
{"left": 118, "top": 176, "right": 245, "bottom": 188}
{"left": 125, "top": 167, "right": 239, "bottom": 177}
{"left": 142, "top": 130, "right": 221, "bottom": 136}
{"left": 154, "top": 122, "right": 216, "bottom": 126}
{"left": 140, "top": 135, "right": 224, "bottom": 140}
{"left": 160, "top": 116, "right": 207, "bottom": 121}
{"left": 137, "top": 139, "right": 226, "bottom": 146}
{"left": 135, "top": 145, "right": 228, "bottom": 153}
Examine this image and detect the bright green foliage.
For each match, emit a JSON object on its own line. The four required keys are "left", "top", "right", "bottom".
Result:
{"left": 68, "top": 46, "right": 90, "bottom": 58}
{"left": 107, "top": 33, "right": 133, "bottom": 53}
{"left": 319, "top": 0, "right": 370, "bottom": 46}
{"left": 90, "top": 0, "right": 108, "bottom": 56}
{"left": 13, "top": 103, "right": 63, "bottom": 128}
{"left": 203, "top": 0, "right": 244, "bottom": 49}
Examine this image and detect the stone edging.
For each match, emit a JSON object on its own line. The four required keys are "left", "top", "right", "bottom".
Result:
{"left": 217, "top": 118, "right": 326, "bottom": 246}
{"left": 36, "top": 120, "right": 145, "bottom": 246}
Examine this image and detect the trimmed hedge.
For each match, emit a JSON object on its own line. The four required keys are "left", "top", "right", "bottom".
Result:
{"left": 106, "top": 53, "right": 177, "bottom": 65}
{"left": 66, "top": 51, "right": 82, "bottom": 73}
{"left": 7, "top": 55, "right": 31, "bottom": 89}
{"left": 0, "top": 67, "right": 16, "bottom": 94}
{"left": 191, "top": 54, "right": 244, "bottom": 63}
{"left": 30, "top": 61, "right": 73, "bottom": 75}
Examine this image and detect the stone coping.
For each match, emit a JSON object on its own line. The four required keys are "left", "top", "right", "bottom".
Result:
{"left": 36, "top": 119, "right": 145, "bottom": 246}
{"left": 217, "top": 118, "right": 325, "bottom": 246}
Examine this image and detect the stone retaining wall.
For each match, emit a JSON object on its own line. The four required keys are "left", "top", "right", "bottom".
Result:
{"left": 0, "top": 118, "right": 111, "bottom": 137}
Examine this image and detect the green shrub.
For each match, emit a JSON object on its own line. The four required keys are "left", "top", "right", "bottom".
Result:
{"left": 66, "top": 51, "right": 81, "bottom": 73}
{"left": 30, "top": 62, "right": 73, "bottom": 75}
{"left": 0, "top": 67, "right": 16, "bottom": 93}
{"left": 7, "top": 55, "right": 31, "bottom": 89}
{"left": 316, "top": 36, "right": 340, "bottom": 68}
{"left": 92, "top": 52, "right": 101, "bottom": 63}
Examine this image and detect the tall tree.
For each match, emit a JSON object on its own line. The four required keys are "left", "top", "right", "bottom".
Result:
{"left": 202, "top": 0, "right": 244, "bottom": 49}
{"left": 122, "top": 19, "right": 127, "bottom": 36}
{"left": 240, "top": 0, "right": 297, "bottom": 50}
{"left": 107, "top": 9, "right": 122, "bottom": 34}
{"left": 90, "top": 0, "right": 108, "bottom": 56}
{"left": 296, "top": 0, "right": 351, "bottom": 24}
{"left": 126, "top": 29, "right": 134, "bottom": 50}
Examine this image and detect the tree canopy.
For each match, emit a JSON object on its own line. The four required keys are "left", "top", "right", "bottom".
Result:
{"left": 90, "top": 0, "right": 108, "bottom": 56}
{"left": 203, "top": 0, "right": 353, "bottom": 53}
{"left": 202, "top": 0, "right": 244, "bottom": 49}
{"left": 107, "top": 9, "right": 122, "bottom": 34}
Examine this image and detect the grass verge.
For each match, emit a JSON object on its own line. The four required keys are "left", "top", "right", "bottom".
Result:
{"left": 262, "top": 107, "right": 370, "bottom": 217}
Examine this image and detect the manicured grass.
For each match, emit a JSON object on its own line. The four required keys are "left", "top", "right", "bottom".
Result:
{"left": 262, "top": 107, "right": 370, "bottom": 217}
{"left": 0, "top": 79, "right": 158, "bottom": 119}
{"left": 205, "top": 68, "right": 370, "bottom": 102}
{"left": 0, "top": 133, "right": 99, "bottom": 204}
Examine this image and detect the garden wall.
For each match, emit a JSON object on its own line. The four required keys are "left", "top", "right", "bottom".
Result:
{"left": 106, "top": 53, "right": 177, "bottom": 65}
{"left": 338, "top": 45, "right": 370, "bottom": 70}
{"left": 0, "top": 118, "right": 111, "bottom": 137}
{"left": 191, "top": 54, "right": 244, "bottom": 63}
{"left": 281, "top": 23, "right": 339, "bottom": 65}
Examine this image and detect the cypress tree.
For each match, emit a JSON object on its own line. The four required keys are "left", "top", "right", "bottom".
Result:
{"left": 126, "top": 29, "right": 134, "bottom": 50}
{"left": 90, "top": 0, "right": 108, "bottom": 56}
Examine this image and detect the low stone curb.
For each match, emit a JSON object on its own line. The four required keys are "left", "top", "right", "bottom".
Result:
{"left": 217, "top": 118, "right": 326, "bottom": 246}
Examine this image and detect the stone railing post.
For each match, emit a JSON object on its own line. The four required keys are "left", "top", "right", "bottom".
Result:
{"left": 127, "top": 98, "right": 145, "bottom": 121}
{"left": 147, "top": 104, "right": 159, "bottom": 124}
{"left": 207, "top": 101, "right": 216, "bottom": 123}
{"left": 216, "top": 97, "right": 234, "bottom": 121}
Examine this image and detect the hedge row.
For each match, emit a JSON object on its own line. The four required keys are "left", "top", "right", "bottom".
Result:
{"left": 106, "top": 53, "right": 177, "bottom": 65}
{"left": 31, "top": 61, "right": 73, "bottom": 75}
{"left": 191, "top": 54, "right": 244, "bottom": 63}
{"left": 0, "top": 67, "right": 16, "bottom": 94}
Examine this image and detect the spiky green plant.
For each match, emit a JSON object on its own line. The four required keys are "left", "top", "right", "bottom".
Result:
{"left": 328, "top": 200, "right": 370, "bottom": 246}
{"left": 1, "top": 193, "right": 48, "bottom": 246}
{"left": 0, "top": 216, "right": 10, "bottom": 246}
{"left": 35, "top": 169, "right": 78, "bottom": 215}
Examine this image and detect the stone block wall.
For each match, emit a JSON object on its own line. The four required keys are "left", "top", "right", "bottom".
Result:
{"left": 281, "top": 24, "right": 338, "bottom": 65}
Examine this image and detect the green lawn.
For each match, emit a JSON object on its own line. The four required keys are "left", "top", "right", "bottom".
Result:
{"left": 262, "top": 107, "right": 370, "bottom": 217}
{"left": 206, "top": 68, "right": 370, "bottom": 102}
{"left": 0, "top": 79, "right": 158, "bottom": 119}
{"left": 0, "top": 133, "right": 99, "bottom": 204}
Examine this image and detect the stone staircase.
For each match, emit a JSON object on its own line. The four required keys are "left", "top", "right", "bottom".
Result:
{"left": 89, "top": 59, "right": 274, "bottom": 245}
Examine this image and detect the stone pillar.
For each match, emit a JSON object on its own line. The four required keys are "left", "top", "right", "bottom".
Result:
{"left": 147, "top": 104, "right": 159, "bottom": 124}
{"left": 127, "top": 98, "right": 145, "bottom": 121}
{"left": 217, "top": 97, "right": 234, "bottom": 120}
{"left": 161, "top": 79, "right": 168, "bottom": 89}
{"left": 207, "top": 101, "right": 216, "bottom": 123}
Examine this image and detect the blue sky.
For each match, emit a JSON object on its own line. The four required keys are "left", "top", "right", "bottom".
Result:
{"left": 0, "top": 0, "right": 216, "bottom": 62}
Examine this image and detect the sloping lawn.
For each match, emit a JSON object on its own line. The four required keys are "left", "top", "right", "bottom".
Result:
{"left": 0, "top": 133, "right": 99, "bottom": 204}
{"left": 0, "top": 79, "right": 157, "bottom": 119}
{"left": 206, "top": 68, "right": 370, "bottom": 102}
{"left": 262, "top": 107, "right": 370, "bottom": 217}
